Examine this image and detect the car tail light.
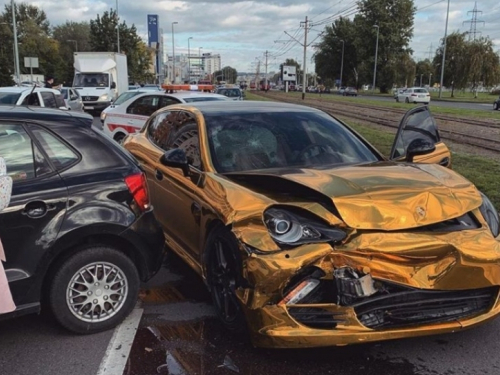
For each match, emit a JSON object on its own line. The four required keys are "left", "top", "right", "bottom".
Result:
{"left": 125, "top": 173, "right": 150, "bottom": 211}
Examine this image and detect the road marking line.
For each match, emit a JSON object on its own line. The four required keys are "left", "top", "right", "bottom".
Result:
{"left": 96, "top": 308, "right": 143, "bottom": 375}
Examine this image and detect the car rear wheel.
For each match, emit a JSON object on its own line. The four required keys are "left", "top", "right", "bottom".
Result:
{"left": 494, "top": 102, "right": 499, "bottom": 110}
{"left": 396, "top": 97, "right": 400, "bottom": 102}
{"left": 405, "top": 97, "right": 410, "bottom": 103}
{"left": 206, "top": 226, "right": 245, "bottom": 331}
{"left": 49, "top": 245, "right": 140, "bottom": 334}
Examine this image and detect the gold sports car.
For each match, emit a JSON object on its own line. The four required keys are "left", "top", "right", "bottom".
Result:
{"left": 124, "top": 101, "right": 500, "bottom": 348}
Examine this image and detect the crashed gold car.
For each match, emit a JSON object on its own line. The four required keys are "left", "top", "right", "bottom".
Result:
{"left": 124, "top": 101, "right": 500, "bottom": 348}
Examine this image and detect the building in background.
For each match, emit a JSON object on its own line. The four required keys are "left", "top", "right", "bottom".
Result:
{"left": 203, "top": 53, "right": 221, "bottom": 78}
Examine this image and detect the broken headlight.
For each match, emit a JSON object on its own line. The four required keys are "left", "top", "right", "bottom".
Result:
{"left": 264, "top": 207, "right": 346, "bottom": 246}
{"left": 479, "top": 191, "right": 499, "bottom": 237}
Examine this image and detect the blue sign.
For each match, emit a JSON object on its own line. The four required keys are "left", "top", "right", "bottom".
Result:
{"left": 147, "top": 14, "right": 159, "bottom": 46}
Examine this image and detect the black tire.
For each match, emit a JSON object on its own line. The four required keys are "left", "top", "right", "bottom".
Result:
{"left": 396, "top": 97, "right": 400, "bottom": 102}
{"left": 405, "top": 97, "right": 410, "bottom": 103}
{"left": 494, "top": 103, "right": 498, "bottom": 111}
{"left": 205, "top": 226, "right": 246, "bottom": 331}
{"left": 49, "top": 245, "right": 140, "bottom": 334}
{"left": 114, "top": 132, "right": 126, "bottom": 144}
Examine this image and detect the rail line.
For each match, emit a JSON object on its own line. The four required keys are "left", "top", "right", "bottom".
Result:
{"left": 256, "top": 92, "right": 500, "bottom": 153}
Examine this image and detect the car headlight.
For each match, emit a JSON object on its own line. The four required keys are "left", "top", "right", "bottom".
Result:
{"left": 264, "top": 207, "right": 346, "bottom": 246}
{"left": 100, "top": 111, "right": 107, "bottom": 121}
{"left": 99, "top": 94, "right": 109, "bottom": 101}
{"left": 479, "top": 192, "right": 499, "bottom": 237}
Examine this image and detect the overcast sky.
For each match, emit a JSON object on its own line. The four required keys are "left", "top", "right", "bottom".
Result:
{"left": 4, "top": 0, "right": 500, "bottom": 74}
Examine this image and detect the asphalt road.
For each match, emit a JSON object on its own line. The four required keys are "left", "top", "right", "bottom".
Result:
{"left": 360, "top": 94, "right": 495, "bottom": 112}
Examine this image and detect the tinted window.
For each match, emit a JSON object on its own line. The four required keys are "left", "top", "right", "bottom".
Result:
{"left": 159, "top": 96, "right": 181, "bottom": 108}
{"left": 0, "top": 92, "right": 22, "bottom": 105}
{"left": 21, "top": 93, "right": 40, "bottom": 106}
{"left": 61, "top": 88, "right": 69, "bottom": 99}
{"left": 114, "top": 91, "right": 142, "bottom": 105}
{"left": 41, "top": 92, "right": 57, "bottom": 108}
{"left": 126, "top": 95, "right": 160, "bottom": 116}
{"left": 147, "top": 111, "right": 202, "bottom": 169}
{"left": 55, "top": 94, "right": 66, "bottom": 108}
{"left": 30, "top": 126, "right": 79, "bottom": 170}
{"left": 0, "top": 124, "right": 37, "bottom": 181}
{"left": 414, "top": 88, "right": 428, "bottom": 93}
{"left": 204, "top": 111, "right": 379, "bottom": 173}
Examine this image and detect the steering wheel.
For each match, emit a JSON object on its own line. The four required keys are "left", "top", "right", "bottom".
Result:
{"left": 296, "top": 143, "right": 341, "bottom": 163}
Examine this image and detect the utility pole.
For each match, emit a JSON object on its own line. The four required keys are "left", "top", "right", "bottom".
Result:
{"left": 463, "top": 2, "right": 484, "bottom": 41}
{"left": 264, "top": 50, "right": 269, "bottom": 90}
{"left": 372, "top": 25, "right": 379, "bottom": 94}
{"left": 427, "top": 43, "right": 433, "bottom": 61}
{"left": 301, "top": 16, "right": 308, "bottom": 100}
{"left": 439, "top": 0, "right": 451, "bottom": 98}
{"left": 11, "top": 0, "right": 20, "bottom": 85}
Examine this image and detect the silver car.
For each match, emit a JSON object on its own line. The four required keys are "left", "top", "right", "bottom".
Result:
{"left": 60, "top": 87, "right": 84, "bottom": 111}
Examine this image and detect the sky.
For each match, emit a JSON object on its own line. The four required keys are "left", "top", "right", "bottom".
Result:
{"left": 3, "top": 0, "right": 500, "bottom": 74}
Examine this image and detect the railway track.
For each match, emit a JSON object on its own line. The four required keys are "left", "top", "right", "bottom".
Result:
{"left": 256, "top": 92, "right": 500, "bottom": 153}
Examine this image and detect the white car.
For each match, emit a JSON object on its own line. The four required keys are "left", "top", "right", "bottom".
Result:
{"left": 396, "top": 87, "right": 431, "bottom": 104}
{"left": 100, "top": 89, "right": 151, "bottom": 123}
{"left": 103, "top": 91, "right": 229, "bottom": 143}
{"left": 0, "top": 87, "right": 65, "bottom": 109}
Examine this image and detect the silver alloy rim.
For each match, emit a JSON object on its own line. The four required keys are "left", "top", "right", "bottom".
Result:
{"left": 66, "top": 262, "right": 128, "bottom": 323}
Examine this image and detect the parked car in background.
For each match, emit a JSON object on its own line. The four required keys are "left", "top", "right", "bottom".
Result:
{"left": 123, "top": 101, "right": 500, "bottom": 348}
{"left": 60, "top": 87, "right": 84, "bottom": 112}
{"left": 396, "top": 87, "right": 431, "bottom": 104}
{"left": 343, "top": 87, "right": 358, "bottom": 96}
{"left": 100, "top": 89, "right": 154, "bottom": 123}
{"left": 103, "top": 91, "right": 229, "bottom": 143}
{"left": 494, "top": 95, "right": 499, "bottom": 110}
{"left": 0, "top": 106, "right": 165, "bottom": 333}
{"left": 0, "top": 87, "right": 65, "bottom": 109}
{"left": 215, "top": 86, "right": 244, "bottom": 100}
{"left": 393, "top": 87, "right": 406, "bottom": 98}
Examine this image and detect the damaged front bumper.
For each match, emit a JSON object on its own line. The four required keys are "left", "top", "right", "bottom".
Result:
{"left": 236, "top": 224, "right": 500, "bottom": 348}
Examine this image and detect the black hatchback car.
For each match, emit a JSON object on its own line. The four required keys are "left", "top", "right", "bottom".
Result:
{"left": 0, "top": 106, "right": 165, "bottom": 333}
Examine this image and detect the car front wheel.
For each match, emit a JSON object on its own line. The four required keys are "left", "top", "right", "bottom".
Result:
{"left": 405, "top": 97, "right": 410, "bottom": 103}
{"left": 494, "top": 102, "right": 499, "bottom": 110}
{"left": 49, "top": 245, "right": 140, "bottom": 334}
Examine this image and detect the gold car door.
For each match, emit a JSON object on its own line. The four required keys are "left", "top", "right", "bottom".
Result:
{"left": 389, "top": 106, "right": 451, "bottom": 168}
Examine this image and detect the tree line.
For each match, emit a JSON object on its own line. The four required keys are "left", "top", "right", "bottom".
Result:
{"left": 313, "top": 0, "right": 500, "bottom": 93}
{"left": 0, "top": 2, "right": 154, "bottom": 87}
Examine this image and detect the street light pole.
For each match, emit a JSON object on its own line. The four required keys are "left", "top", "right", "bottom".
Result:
{"left": 339, "top": 40, "right": 345, "bottom": 88}
{"left": 171, "top": 22, "right": 178, "bottom": 84}
{"left": 116, "top": 0, "right": 120, "bottom": 53}
{"left": 11, "top": 0, "right": 20, "bottom": 85}
{"left": 439, "top": 0, "right": 451, "bottom": 98}
{"left": 372, "top": 25, "right": 379, "bottom": 94}
{"left": 198, "top": 47, "right": 203, "bottom": 81}
{"left": 187, "top": 37, "right": 192, "bottom": 83}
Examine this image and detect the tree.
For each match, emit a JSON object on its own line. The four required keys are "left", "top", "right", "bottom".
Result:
{"left": 90, "top": 10, "right": 153, "bottom": 83}
{"left": 213, "top": 66, "right": 238, "bottom": 83}
{"left": 314, "top": 17, "right": 358, "bottom": 87}
{"left": 353, "top": 0, "right": 416, "bottom": 93}
{"left": 52, "top": 21, "right": 91, "bottom": 84}
{"left": 466, "top": 37, "right": 500, "bottom": 94}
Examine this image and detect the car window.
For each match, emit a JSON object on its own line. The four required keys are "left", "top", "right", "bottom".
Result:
{"left": 147, "top": 110, "right": 202, "bottom": 169}
{"left": 55, "top": 94, "right": 66, "bottom": 108}
{"left": 0, "top": 92, "right": 22, "bottom": 105}
{"left": 21, "top": 93, "right": 41, "bottom": 106}
{"left": 159, "top": 96, "right": 181, "bottom": 108}
{"left": 61, "top": 89, "right": 69, "bottom": 99}
{"left": 126, "top": 95, "right": 160, "bottom": 116}
{"left": 114, "top": 91, "right": 142, "bottom": 105}
{"left": 41, "top": 92, "right": 57, "bottom": 108}
{"left": 183, "top": 97, "right": 226, "bottom": 103}
{"left": 29, "top": 126, "right": 79, "bottom": 170}
{"left": 0, "top": 124, "right": 52, "bottom": 181}
{"left": 205, "top": 111, "right": 379, "bottom": 173}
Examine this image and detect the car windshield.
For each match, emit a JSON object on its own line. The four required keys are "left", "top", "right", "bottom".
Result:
{"left": 0, "top": 92, "right": 22, "bottom": 105}
{"left": 217, "top": 88, "right": 241, "bottom": 98}
{"left": 414, "top": 88, "right": 428, "bottom": 93}
{"left": 114, "top": 91, "right": 143, "bottom": 105}
{"left": 73, "top": 73, "right": 110, "bottom": 88}
{"left": 60, "top": 88, "right": 69, "bottom": 99}
{"left": 205, "top": 110, "right": 379, "bottom": 173}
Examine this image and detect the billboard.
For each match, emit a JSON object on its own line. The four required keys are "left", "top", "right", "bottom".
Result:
{"left": 147, "top": 14, "right": 159, "bottom": 46}
{"left": 282, "top": 65, "right": 296, "bottom": 81}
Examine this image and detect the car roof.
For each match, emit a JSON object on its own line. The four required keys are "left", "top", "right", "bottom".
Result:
{"left": 0, "top": 105, "right": 93, "bottom": 126}
{"left": 123, "top": 91, "right": 228, "bottom": 100}
{"left": 0, "top": 87, "right": 61, "bottom": 94}
{"left": 170, "top": 100, "right": 321, "bottom": 115}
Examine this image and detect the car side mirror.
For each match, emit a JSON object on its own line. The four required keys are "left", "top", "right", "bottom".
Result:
{"left": 111, "top": 82, "right": 116, "bottom": 89}
{"left": 159, "top": 148, "right": 190, "bottom": 176}
{"left": 406, "top": 138, "right": 436, "bottom": 162}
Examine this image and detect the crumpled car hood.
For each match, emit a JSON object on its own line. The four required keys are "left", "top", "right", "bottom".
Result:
{"left": 227, "top": 162, "right": 482, "bottom": 230}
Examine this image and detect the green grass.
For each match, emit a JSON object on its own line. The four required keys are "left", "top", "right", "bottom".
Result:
{"left": 244, "top": 91, "right": 274, "bottom": 101}
{"left": 256, "top": 91, "right": 498, "bottom": 119}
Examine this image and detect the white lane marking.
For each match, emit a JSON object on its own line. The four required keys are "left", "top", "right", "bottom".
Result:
{"left": 96, "top": 308, "right": 143, "bottom": 375}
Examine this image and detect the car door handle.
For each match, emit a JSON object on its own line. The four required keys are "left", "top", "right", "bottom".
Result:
{"left": 22, "top": 201, "right": 55, "bottom": 218}
{"left": 438, "top": 157, "right": 450, "bottom": 167}
{"left": 155, "top": 169, "right": 163, "bottom": 181}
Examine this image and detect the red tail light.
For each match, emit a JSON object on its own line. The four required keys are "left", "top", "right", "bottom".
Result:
{"left": 125, "top": 173, "right": 150, "bottom": 211}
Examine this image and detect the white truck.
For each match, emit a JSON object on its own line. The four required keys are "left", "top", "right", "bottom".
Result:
{"left": 73, "top": 52, "right": 128, "bottom": 112}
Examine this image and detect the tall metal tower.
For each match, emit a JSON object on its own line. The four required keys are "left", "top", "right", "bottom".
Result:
{"left": 463, "top": 2, "right": 484, "bottom": 41}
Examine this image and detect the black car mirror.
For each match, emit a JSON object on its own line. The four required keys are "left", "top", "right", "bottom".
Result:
{"left": 111, "top": 82, "right": 116, "bottom": 89}
{"left": 406, "top": 138, "right": 436, "bottom": 162}
{"left": 160, "top": 148, "right": 190, "bottom": 176}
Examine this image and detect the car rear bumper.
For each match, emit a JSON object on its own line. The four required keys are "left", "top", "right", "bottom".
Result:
{"left": 120, "top": 208, "right": 165, "bottom": 281}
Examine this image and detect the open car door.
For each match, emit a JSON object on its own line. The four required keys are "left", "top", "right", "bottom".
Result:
{"left": 389, "top": 106, "right": 451, "bottom": 168}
